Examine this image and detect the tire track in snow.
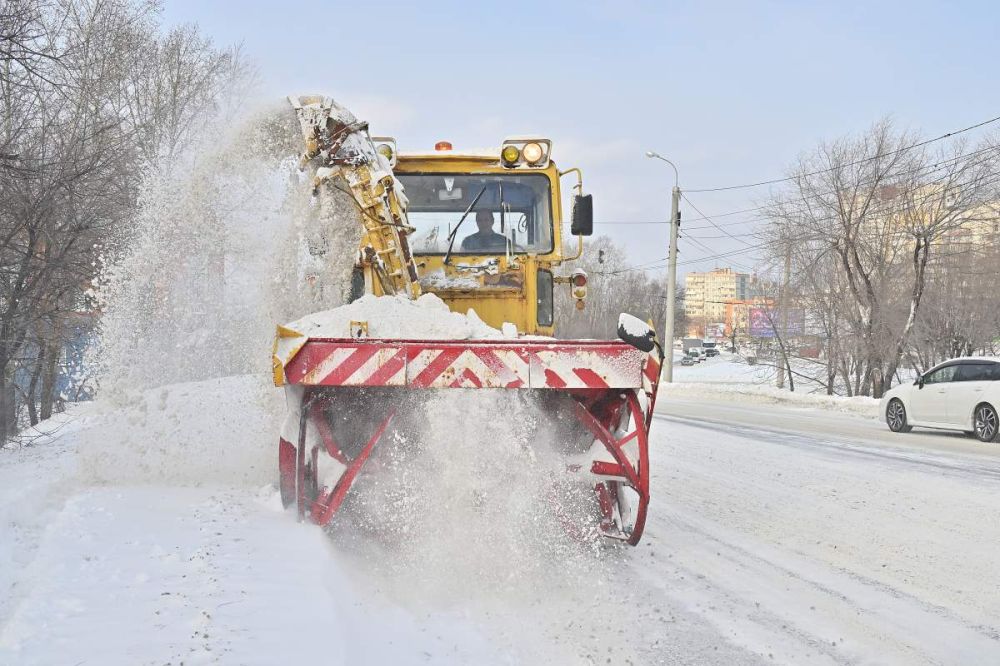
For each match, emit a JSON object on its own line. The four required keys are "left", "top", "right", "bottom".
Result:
{"left": 641, "top": 505, "right": 1000, "bottom": 664}
{"left": 655, "top": 414, "right": 1000, "bottom": 482}
{"left": 639, "top": 413, "right": 1000, "bottom": 664}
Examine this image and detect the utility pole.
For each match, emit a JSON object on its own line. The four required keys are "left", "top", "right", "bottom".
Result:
{"left": 776, "top": 245, "right": 791, "bottom": 389}
{"left": 646, "top": 151, "right": 680, "bottom": 382}
{"left": 664, "top": 185, "right": 680, "bottom": 381}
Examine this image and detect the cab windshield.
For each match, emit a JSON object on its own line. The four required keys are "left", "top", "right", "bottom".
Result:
{"left": 398, "top": 173, "right": 553, "bottom": 255}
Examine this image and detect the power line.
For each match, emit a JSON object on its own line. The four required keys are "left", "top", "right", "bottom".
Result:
{"left": 676, "top": 228, "right": 758, "bottom": 271}
{"left": 595, "top": 241, "right": 768, "bottom": 276}
{"left": 595, "top": 143, "right": 999, "bottom": 234}
{"left": 679, "top": 143, "right": 1000, "bottom": 229}
{"left": 685, "top": 113, "right": 1000, "bottom": 193}
{"left": 592, "top": 120, "right": 1000, "bottom": 277}
{"left": 594, "top": 205, "right": 766, "bottom": 225}
{"left": 594, "top": 220, "right": 668, "bottom": 225}
{"left": 674, "top": 166, "right": 1000, "bottom": 246}
{"left": 593, "top": 258, "right": 668, "bottom": 276}
{"left": 677, "top": 243, "right": 767, "bottom": 266}
{"left": 681, "top": 193, "right": 759, "bottom": 248}
{"left": 591, "top": 175, "right": 1000, "bottom": 276}
{"left": 682, "top": 231, "right": 720, "bottom": 256}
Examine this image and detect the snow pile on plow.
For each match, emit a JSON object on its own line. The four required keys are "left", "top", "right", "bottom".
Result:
{"left": 283, "top": 293, "right": 504, "bottom": 341}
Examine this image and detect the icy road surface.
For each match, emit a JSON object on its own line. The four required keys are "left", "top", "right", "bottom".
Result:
{"left": 2, "top": 376, "right": 999, "bottom": 664}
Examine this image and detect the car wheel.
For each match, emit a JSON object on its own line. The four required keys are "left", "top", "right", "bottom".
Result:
{"left": 973, "top": 403, "right": 999, "bottom": 443}
{"left": 886, "top": 399, "right": 912, "bottom": 433}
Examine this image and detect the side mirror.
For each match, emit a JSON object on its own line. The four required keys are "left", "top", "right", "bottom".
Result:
{"left": 571, "top": 194, "right": 593, "bottom": 236}
{"left": 617, "top": 313, "right": 655, "bottom": 353}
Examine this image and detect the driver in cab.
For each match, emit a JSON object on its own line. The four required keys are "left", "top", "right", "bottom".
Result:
{"left": 461, "top": 210, "right": 507, "bottom": 252}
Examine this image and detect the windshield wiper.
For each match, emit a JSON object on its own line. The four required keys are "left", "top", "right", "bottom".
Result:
{"left": 444, "top": 183, "right": 488, "bottom": 265}
{"left": 498, "top": 181, "right": 511, "bottom": 258}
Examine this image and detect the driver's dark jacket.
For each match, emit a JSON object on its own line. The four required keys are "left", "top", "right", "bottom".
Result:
{"left": 461, "top": 231, "right": 507, "bottom": 252}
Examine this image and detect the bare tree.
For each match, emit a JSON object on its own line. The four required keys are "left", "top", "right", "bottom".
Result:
{"left": 762, "top": 119, "right": 1000, "bottom": 397}
{"left": 0, "top": 0, "right": 254, "bottom": 444}
{"left": 554, "top": 235, "right": 670, "bottom": 341}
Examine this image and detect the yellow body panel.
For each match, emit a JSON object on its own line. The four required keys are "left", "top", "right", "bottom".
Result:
{"left": 390, "top": 154, "right": 567, "bottom": 336}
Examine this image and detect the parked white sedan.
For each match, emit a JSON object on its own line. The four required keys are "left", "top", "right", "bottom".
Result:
{"left": 880, "top": 358, "right": 1000, "bottom": 442}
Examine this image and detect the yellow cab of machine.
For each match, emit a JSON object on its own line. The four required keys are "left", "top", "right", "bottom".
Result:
{"left": 371, "top": 136, "right": 592, "bottom": 337}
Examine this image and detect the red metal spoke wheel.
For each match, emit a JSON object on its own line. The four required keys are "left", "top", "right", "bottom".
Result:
{"left": 617, "top": 391, "right": 650, "bottom": 545}
{"left": 571, "top": 390, "right": 650, "bottom": 545}
{"left": 278, "top": 438, "right": 297, "bottom": 509}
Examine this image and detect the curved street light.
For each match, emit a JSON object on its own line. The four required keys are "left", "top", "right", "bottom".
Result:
{"left": 646, "top": 150, "right": 681, "bottom": 382}
{"left": 646, "top": 151, "right": 679, "bottom": 188}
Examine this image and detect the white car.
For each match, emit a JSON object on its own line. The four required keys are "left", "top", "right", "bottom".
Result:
{"left": 880, "top": 358, "right": 1000, "bottom": 442}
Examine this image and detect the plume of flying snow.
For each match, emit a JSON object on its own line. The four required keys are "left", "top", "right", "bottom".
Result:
{"left": 90, "top": 99, "right": 364, "bottom": 398}
{"left": 81, "top": 100, "right": 627, "bottom": 638}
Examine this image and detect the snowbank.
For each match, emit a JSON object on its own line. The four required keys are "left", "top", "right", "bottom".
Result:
{"left": 77, "top": 374, "right": 281, "bottom": 488}
{"left": 661, "top": 381, "right": 880, "bottom": 417}
{"left": 284, "top": 293, "right": 502, "bottom": 340}
{"left": 663, "top": 356, "right": 880, "bottom": 417}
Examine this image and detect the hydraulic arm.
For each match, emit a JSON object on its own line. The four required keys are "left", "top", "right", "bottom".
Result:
{"left": 288, "top": 95, "right": 420, "bottom": 300}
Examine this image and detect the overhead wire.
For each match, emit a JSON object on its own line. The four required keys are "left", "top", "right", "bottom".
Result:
{"left": 594, "top": 143, "right": 1000, "bottom": 237}
{"left": 593, "top": 174, "right": 1000, "bottom": 277}
{"left": 704, "top": 143, "right": 994, "bottom": 227}
{"left": 684, "top": 113, "right": 1000, "bottom": 193}
{"left": 592, "top": 117, "right": 1000, "bottom": 276}
{"left": 678, "top": 165, "right": 1000, "bottom": 247}
{"left": 593, "top": 241, "right": 769, "bottom": 276}
{"left": 681, "top": 193, "right": 759, "bottom": 248}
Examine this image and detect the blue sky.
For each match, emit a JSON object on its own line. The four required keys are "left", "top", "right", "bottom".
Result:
{"left": 162, "top": 0, "right": 1000, "bottom": 276}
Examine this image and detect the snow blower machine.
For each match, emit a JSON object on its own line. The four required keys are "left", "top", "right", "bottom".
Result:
{"left": 272, "top": 96, "right": 663, "bottom": 545}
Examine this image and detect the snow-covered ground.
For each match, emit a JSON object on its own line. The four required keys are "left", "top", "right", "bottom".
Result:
{"left": 667, "top": 353, "right": 880, "bottom": 417}
{"left": 2, "top": 372, "right": 1000, "bottom": 664}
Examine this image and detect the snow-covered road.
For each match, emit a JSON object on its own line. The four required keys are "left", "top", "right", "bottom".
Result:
{"left": 2, "top": 377, "right": 999, "bottom": 664}
{"left": 646, "top": 399, "right": 1000, "bottom": 664}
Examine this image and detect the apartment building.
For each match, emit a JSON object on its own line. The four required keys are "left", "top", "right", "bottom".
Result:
{"left": 684, "top": 268, "right": 750, "bottom": 336}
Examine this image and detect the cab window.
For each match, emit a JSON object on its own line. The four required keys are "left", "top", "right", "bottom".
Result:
{"left": 398, "top": 173, "right": 553, "bottom": 255}
{"left": 956, "top": 363, "right": 995, "bottom": 382}
{"left": 924, "top": 365, "right": 957, "bottom": 384}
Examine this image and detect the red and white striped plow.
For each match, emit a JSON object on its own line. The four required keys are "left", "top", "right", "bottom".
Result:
{"left": 276, "top": 336, "right": 663, "bottom": 545}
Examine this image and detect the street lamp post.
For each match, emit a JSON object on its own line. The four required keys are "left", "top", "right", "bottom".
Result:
{"left": 646, "top": 151, "right": 680, "bottom": 382}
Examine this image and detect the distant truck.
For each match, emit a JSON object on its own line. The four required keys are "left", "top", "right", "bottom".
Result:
{"left": 682, "top": 337, "right": 703, "bottom": 352}
{"left": 682, "top": 338, "right": 718, "bottom": 359}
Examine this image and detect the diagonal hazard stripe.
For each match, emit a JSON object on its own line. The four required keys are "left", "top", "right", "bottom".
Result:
{"left": 409, "top": 347, "right": 464, "bottom": 387}
{"left": 363, "top": 347, "right": 407, "bottom": 386}
{"left": 544, "top": 368, "right": 567, "bottom": 388}
{"left": 450, "top": 367, "right": 483, "bottom": 388}
{"left": 315, "top": 346, "right": 381, "bottom": 385}
{"left": 573, "top": 368, "right": 610, "bottom": 388}
{"left": 644, "top": 358, "right": 660, "bottom": 383}
{"left": 473, "top": 348, "right": 527, "bottom": 388}
{"left": 301, "top": 347, "right": 356, "bottom": 385}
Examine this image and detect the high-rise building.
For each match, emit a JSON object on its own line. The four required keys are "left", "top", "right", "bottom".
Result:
{"left": 684, "top": 268, "right": 751, "bottom": 336}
